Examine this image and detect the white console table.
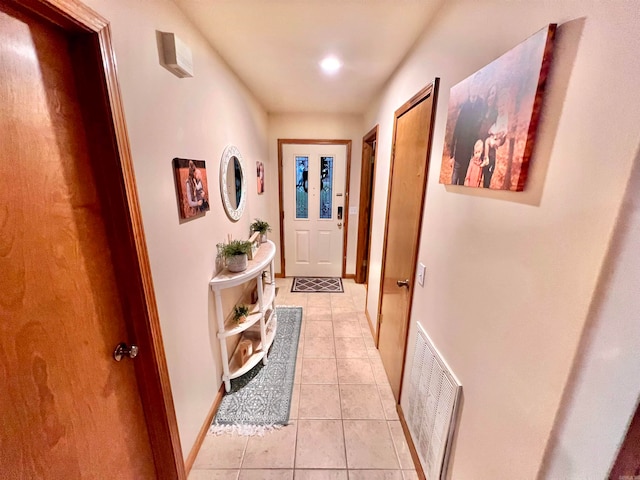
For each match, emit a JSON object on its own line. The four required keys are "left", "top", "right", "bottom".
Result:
{"left": 209, "top": 240, "right": 277, "bottom": 392}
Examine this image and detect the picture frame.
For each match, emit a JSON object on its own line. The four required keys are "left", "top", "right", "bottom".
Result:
{"left": 173, "top": 158, "right": 210, "bottom": 220}
{"left": 256, "top": 161, "right": 265, "bottom": 194}
{"left": 439, "top": 24, "right": 556, "bottom": 191}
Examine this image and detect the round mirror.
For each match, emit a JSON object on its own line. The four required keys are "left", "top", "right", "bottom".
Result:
{"left": 220, "top": 145, "right": 246, "bottom": 221}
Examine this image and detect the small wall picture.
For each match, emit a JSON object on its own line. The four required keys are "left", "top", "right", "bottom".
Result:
{"left": 439, "top": 24, "right": 556, "bottom": 191}
{"left": 173, "top": 158, "right": 210, "bottom": 220}
{"left": 256, "top": 161, "right": 265, "bottom": 194}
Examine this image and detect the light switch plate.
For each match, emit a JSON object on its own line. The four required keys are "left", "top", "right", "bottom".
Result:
{"left": 417, "top": 262, "right": 426, "bottom": 287}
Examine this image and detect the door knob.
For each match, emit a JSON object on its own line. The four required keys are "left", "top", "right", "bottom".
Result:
{"left": 113, "top": 342, "right": 139, "bottom": 361}
{"left": 337, "top": 222, "right": 342, "bottom": 229}
{"left": 396, "top": 279, "right": 410, "bottom": 288}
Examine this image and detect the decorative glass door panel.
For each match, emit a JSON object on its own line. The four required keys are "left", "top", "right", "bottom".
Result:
{"left": 295, "top": 156, "right": 309, "bottom": 219}
{"left": 319, "top": 156, "right": 333, "bottom": 220}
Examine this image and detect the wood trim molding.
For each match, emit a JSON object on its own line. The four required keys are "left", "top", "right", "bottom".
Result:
{"left": 277, "top": 139, "right": 353, "bottom": 278}
{"left": 398, "top": 404, "right": 426, "bottom": 480}
{"left": 185, "top": 385, "right": 225, "bottom": 474}
{"left": 343, "top": 273, "right": 355, "bottom": 280}
{"left": 13, "top": 1, "right": 185, "bottom": 478}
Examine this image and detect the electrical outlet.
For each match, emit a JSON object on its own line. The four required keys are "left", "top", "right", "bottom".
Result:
{"left": 417, "top": 262, "right": 426, "bottom": 287}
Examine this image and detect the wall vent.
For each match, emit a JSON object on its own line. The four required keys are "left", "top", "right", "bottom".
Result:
{"left": 404, "top": 322, "right": 462, "bottom": 480}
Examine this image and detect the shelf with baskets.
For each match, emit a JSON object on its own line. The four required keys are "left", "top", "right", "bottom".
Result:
{"left": 209, "top": 240, "right": 276, "bottom": 393}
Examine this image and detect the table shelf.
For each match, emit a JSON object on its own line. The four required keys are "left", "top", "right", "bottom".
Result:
{"left": 210, "top": 240, "right": 277, "bottom": 392}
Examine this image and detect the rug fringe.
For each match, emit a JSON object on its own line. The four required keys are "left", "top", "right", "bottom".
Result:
{"left": 208, "top": 423, "right": 285, "bottom": 437}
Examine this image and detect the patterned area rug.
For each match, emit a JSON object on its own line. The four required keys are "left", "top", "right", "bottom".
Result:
{"left": 291, "top": 277, "right": 344, "bottom": 293}
{"left": 209, "top": 306, "right": 302, "bottom": 435}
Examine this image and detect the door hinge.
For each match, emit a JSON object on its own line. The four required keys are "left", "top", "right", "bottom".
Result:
{"left": 362, "top": 259, "right": 368, "bottom": 267}
{"left": 378, "top": 313, "right": 383, "bottom": 325}
{"left": 392, "top": 145, "right": 395, "bottom": 159}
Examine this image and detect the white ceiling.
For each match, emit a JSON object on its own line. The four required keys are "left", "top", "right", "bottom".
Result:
{"left": 174, "top": 0, "right": 444, "bottom": 114}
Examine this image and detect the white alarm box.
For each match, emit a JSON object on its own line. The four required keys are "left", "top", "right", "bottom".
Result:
{"left": 161, "top": 32, "right": 193, "bottom": 78}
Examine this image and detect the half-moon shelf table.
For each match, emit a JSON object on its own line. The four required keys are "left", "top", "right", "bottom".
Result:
{"left": 209, "top": 240, "right": 277, "bottom": 392}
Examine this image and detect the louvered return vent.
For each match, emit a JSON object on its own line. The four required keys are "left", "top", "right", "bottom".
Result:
{"left": 404, "top": 322, "right": 462, "bottom": 480}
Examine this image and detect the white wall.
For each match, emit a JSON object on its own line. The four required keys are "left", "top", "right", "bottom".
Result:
{"left": 83, "top": 0, "right": 271, "bottom": 456}
{"left": 364, "top": 1, "right": 640, "bottom": 478}
{"left": 268, "top": 113, "right": 365, "bottom": 275}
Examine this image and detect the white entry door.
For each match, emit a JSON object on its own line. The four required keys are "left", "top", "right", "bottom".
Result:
{"left": 283, "top": 143, "right": 347, "bottom": 277}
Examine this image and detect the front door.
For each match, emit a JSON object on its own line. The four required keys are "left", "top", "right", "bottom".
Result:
{"left": 0, "top": 4, "right": 157, "bottom": 478}
{"left": 377, "top": 81, "right": 439, "bottom": 400}
{"left": 281, "top": 142, "right": 347, "bottom": 277}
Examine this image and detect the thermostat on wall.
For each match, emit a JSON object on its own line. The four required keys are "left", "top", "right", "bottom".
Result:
{"left": 161, "top": 32, "right": 193, "bottom": 78}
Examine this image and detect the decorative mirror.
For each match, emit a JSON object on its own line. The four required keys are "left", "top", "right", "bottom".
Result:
{"left": 220, "top": 145, "right": 247, "bottom": 221}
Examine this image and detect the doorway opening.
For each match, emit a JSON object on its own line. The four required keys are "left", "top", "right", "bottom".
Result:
{"left": 277, "top": 139, "right": 352, "bottom": 278}
{"left": 355, "top": 125, "right": 378, "bottom": 285}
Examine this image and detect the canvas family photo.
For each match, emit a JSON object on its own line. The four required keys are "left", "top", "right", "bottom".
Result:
{"left": 439, "top": 24, "right": 555, "bottom": 191}
{"left": 173, "top": 157, "right": 210, "bottom": 219}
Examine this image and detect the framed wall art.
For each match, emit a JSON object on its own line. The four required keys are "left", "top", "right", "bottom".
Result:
{"left": 256, "top": 161, "right": 265, "bottom": 194}
{"left": 439, "top": 24, "right": 556, "bottom": 191}
{"left": 173, "top": 157, "right": 210, "bottom": 220}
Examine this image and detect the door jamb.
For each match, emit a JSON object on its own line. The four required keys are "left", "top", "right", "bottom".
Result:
{"left": 277, "top": 138, "right": 352, "bottom": 277}
{"left": 13, "top": 1, "right": 184, "bottom": 477}
{"left": 375, "top": 80, "right": 439, "bottom": 401}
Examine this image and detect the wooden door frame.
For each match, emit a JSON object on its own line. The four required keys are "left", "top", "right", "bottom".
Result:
{"left": 277, "top": 139, "right": 352, "bottom": 278}
{"left": 10, "top": 1, "right": 184, "bottom": 478}
{"left": 375, "top": 80, "right": 439, "bottom": 400}
{"left": 355, "top": 125, "right": 379, "bottom": 284}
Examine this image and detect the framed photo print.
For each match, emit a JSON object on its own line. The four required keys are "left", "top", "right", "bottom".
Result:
{"left": 173, "top": 157, "right": 210, "bottom": 220}
{"left": 439, "top": 24, "right": 556, "bottom": 191}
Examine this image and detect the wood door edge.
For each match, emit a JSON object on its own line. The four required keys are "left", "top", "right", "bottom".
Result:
{"left": 277, "top": 139, "right": 287, "bottom": 276}
{"left": 398, "top": 404, "right": 426, "bottom": 480}
{"left": 185, "top": 384, "right": 225, "bottom": 474}
{"left": 18, "top": 2, "right": 185, "bottom": 477}
{"left": 342, "top": 140, "right": 352, "bottom": 278}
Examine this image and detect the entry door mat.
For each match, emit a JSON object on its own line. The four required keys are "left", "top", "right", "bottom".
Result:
{"left": 291, "top": 277, "right": 344, "bottom": 293}
{"left": 209, "top": 306, "right": 302, "bottom": 436}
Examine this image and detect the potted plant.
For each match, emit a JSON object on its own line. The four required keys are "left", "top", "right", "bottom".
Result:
{"left": 219, "top": 239, "right": 253, "bottom": 272}
{"left": 232, "top": 304, "right": 250, "bottom": 325}
{"left": 250, "top": 218, "right": 271, "bottom": 243}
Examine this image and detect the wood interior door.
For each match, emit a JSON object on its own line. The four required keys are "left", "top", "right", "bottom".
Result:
{"left": 0, "top": 4, "right": 158, "bottom": 478}
{"left": 355, "top": 126, "right": 378, "bottom": 284}
{"left": 377, "top": 81, "right": 439, "bottom": 400}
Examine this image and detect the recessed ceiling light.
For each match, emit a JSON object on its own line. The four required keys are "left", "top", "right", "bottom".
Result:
{"left": 320, "top": 56, "right": 342, "bottom": 75}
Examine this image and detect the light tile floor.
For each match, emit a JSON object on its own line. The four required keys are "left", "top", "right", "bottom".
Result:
{"left": 190, "top": 278, "right": 417, "bottom": 480}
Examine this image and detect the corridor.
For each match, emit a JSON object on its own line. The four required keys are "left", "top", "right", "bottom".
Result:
{"left": 189, "top": 279, "right": 417, "bottom": 479}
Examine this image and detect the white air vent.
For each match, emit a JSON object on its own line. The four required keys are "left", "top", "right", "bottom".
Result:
{"left": 404, "top": 322, "right": 461, "bottom": 480}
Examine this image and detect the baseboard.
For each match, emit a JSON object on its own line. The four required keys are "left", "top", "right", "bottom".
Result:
{"left": 397, "top": 404, "right": 426, "bottom": 480}
{"left": 184, "top": 384, "right": 225, "bottom": 474}
{"left": 343, "top": 273, "right": 355, "bottom": 279}
{"left": 275, "top": 272, "right": 285, "bottom": 278}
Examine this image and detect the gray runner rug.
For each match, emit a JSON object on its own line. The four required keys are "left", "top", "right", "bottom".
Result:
{"left": 209, "top": 306, "right": 302, "bottom": 436}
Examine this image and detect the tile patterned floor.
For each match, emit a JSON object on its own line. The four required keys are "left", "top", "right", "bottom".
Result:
{"left": 190, "top": 278, "right": 418, "bottom": 480}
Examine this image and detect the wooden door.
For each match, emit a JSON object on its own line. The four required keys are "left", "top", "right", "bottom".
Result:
{"left": 0, "top": 4, "right": 159, "bottom": 478}
{"left": 377, "top": 81, "right": 439, "bottom": 400}
{"left": 281, "top": 142, "right": 348, "bottom": 277}
{"left": 355, "top": 126, "right": 378, "bottom": 284}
